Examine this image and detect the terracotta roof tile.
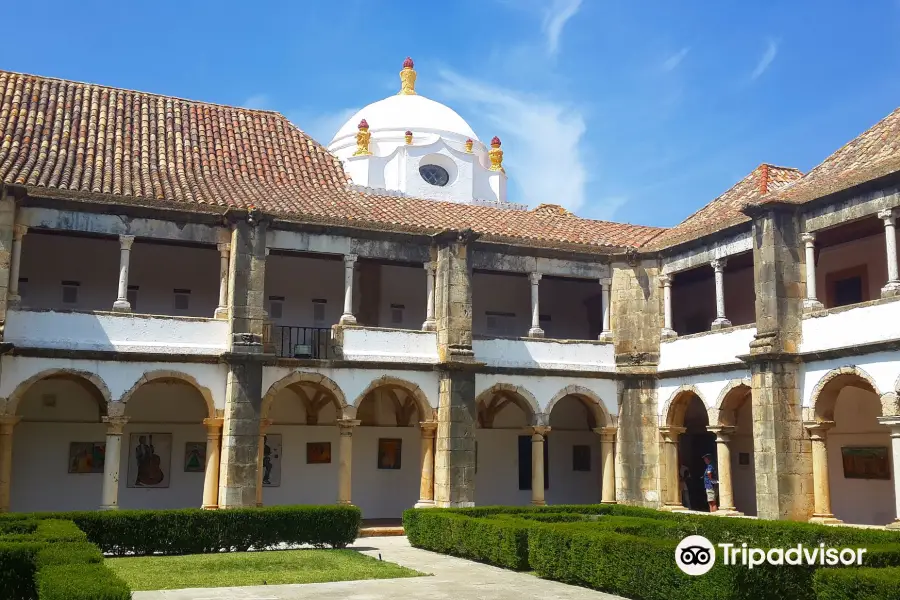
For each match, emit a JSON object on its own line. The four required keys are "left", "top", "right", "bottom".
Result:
{"left": 0, "top": 70, "right": 663, "bottom": 251}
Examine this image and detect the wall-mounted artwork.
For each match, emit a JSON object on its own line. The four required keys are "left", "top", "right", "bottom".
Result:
{"left": 128, "top": 433, "right": 172, "bottom": 488}
{"left": 841, "top": 446, "right": 891, "bottom": 480}
{"left": 306, "top": 442, "right": 331, "bottom": 464}
{"left": 184, "top": 442, "right": 206, "bottom": 473}
{"left": 262, "top": 434, "right": 282, "bottom": 487}
{"left": 572, "top": 445, "right": 591, "bottom": 471}
{"left": 738, "top": 452, "right": 751, "bottom": 466}
{"left": 68, "top": 442, "right": 105, "bottom": 474}
{"left": 378, "top": 438, "right": 402, "bottom": 470}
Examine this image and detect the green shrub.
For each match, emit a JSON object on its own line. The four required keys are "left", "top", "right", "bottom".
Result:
{"left": 0, "top": 541, "right": 41, "bottom": 600}
{"left": 814, "top": 567, "right": 900, "bottom": 600}
{"left": 404, "top": 510, "right": 529, "bottom": 569}
{"left": 36, "top": 563, "right": 130, "bottom": 600}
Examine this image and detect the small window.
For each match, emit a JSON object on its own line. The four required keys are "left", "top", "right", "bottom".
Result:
{"left": 127, "top": 286, "right": 139, "bottom": 312}
{"left": 61, "top": 281, "right": 80, "bottom": 305}
{"left": 268, "top": 296, "right": 284, "bottom": 320}
{"left": 312, "top": 299, "right": 327, "bottom": 324}
{"left": 573, "top": 445, "right": 591, "bottom": 472}
{"left": 173, "top": 289, "right": 191, "bottom": 311}
{"left": 390, "top": 304, "right": 405, "bottom": 325}
{"left": 419, "top": 164, "right": 450, "bottom": 187}
{"left": 834, "top": 276, "right": 863, "bottom": 307}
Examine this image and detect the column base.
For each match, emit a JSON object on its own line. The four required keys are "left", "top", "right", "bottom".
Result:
{"left": 201, "top": 504, "right": 219, "bottom": 510}
{"left": 214, "top": 306, "right": 229, "bottom": 320}
{"left": 660, "top": 503, "right": 686, "bottom": 512}
{"left": 716, "top": 507, "right": 742, "bottom": 516}
{"left": 111, "top": 300, "right": 132, "bottom": 313}
{"left": 99, "top": 504, "right": 119, "bottom": 511}
{"left": 660, "top": 328, "right": 676, "bottom": 341}
{"left": 601, "top": 500, "right": 617, "bottom": 505}
{"left": 711, "top": 317, "right": 732, "bottom": 330}
{"left": 530, "top": 500, "right": 546, "bottom": 506}
{"left": 339, "top": 314, "right": 357, "bottom": 325}
{"left": 598, "top": 330, "right": 613, "bottom": 342}
{"left": 421, "top": 320, "right": 436, "bottom": 332}
{"left": 882, "top": 281, "right": 900, "bottom": 298}
{"left": 528, "top": 327, "right": 545, "bottom": 338}
{"left": 886, "top": 520, "right": 900, "bottom": 530}
{"left": 337, "top": 499, "right": 354, "bottom": 506}
{"left": 802, "top": 298, "right": 824, "bottom": 312}
{"left": 414, "top": 500, "right": 436, "bottom": 508}
{"left": 7, "top": 294, "right": 20, "bottom": 309}
{"left": 809, "top": 514, "right": 843, "bottom": 525}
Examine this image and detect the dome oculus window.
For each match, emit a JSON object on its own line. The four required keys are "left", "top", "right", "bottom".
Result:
{"left": 419, "top": 164, "right": 450, "bottom": 187}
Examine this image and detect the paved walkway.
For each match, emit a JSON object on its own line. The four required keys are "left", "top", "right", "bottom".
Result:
{"left": 133, "top": 535, "right": 624, "bottom": 600}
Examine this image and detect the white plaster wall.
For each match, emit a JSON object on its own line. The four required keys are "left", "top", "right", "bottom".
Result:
{"left": 658, "top": 327, "right": 756, "bottom": 372}
{"left": 657, "top": 370, "right": 751, "bottom": 419}
{"left": 474, "top": 338, "right": 614, "bottom": 372}
{"left": 475, "top": 374, "right": 618, "bottom": 420}
{"left": 265, "top": 254, "right": 344, "bottom": 327}
{"left": 801, "top": 352, "right": 900, "bottom": 409}
{"left": 801, "top": 301, "right": 900, "bottom": 353}
{"left": 340, "top": 329, "right": 438, "bottom": 363}
{"left": 815, "top": 232, "right": 888, "bottom": 306}
{"left": 5, "top": 310, "right": 229, "bottom": 355}
{"left": 352, "top": 426, "right": 421, "bottom": 518}
{"left": 262, "top": 425, "right": 341, "bottom": 507}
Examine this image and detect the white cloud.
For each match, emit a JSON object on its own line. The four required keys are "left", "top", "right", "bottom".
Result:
{"left": 436, "top": 69, "right": 592, "bottom": 215}
{"left": 750, "top": 38, "right": 778, "bottom": 81}
{"left": 242, "top": 94, "right": 270, "bottom": 110}
{"left": 661, "top": 47, "right": 690, "bottom": 72}
{"left": 285, "top": 107, "right": 360, "bottom": 146}
{"left": 541, "top": 0, "right": 583, "bottom": 56}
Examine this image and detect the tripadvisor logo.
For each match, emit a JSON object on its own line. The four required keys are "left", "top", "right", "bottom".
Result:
{"left": 675, "top": 535, "right": 868, "bottom": 576}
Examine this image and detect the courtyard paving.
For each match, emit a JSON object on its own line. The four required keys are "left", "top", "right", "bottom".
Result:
{"left": 133, "top": 535, "right": 624, "bottom": 600}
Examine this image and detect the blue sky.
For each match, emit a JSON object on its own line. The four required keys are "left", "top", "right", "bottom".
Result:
{"left": 3, "top": 0, "right": 900, "bottom": 227}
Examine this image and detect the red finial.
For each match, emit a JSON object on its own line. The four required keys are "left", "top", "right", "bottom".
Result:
{"left": 491, "top": 136, "right": 501, "bottom": 147}
{"left": 405, "top": 130, "right": 412, "bottom": 136}
{"left": 358, "top": 119, "right": 369, "bottom": 129}
{"left": 466, "top": 138, "right": 473, "bottom": 144}
{"left": 403, "top": 57, "right": 414, "bottom": 69}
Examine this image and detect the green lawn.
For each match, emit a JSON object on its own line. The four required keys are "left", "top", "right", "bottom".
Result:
{"left": 107, "top": 549, "right": 424, "bottom": 591}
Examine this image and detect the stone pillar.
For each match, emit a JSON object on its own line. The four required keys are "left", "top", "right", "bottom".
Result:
{"left": 710, "top": 258, "right": 731, "bottom": 330}
{"left": 255, "top": 418, "right": 272, "bottom": 507}
{"left": 415, "top": 421, "right": 437, "bottom": 507}
{"left": 112, "top": 235, "right": 135, "bottom": 312}
{"left": 801, "top": 233, "right": 824, "bottom": 311}
{"left": 0, "top": 416, "right": 21, "bottom": 512}
{"left": 527, "top": 272, "right": 544, "bottom": 338}
{"left": 596, "top": 426, "right": 617, "bottom": 503}
{"left": 878, "top": 416, "right": 900, "bottom": 529}
{"left": 340, "top": 254, "right": 358, "bottom": 325}
{"left": 880, "top": 209, "right": 900, "bottom": 297}
{"left": 805, "top": 421, "right": 841, "bottom": 524}
{"left": 659, "top": 274, "right": 676, "bottom": 340}
{"left": 530, "top": 426, "right": 550, "bottom": 505}
{"left": 658, "top": 426, "right": 685, "bottom": 508}
{"left": 100, "top": 416, "right": 128, "bottom": 510}
{"left": 337, "top": 419, "right": 360, "bottom": 505}
{"left": 8, "top": 225, "right": 26, "bottom": 307}
{"left": 202, "top": 417, "right": 223, "bottom": 509}
{"left": 422, "top": 262, "right": 436, "bottom": 331}
{"left": 215, "top": 243, "right": 230, "bottom": 319}
{"left": 707, "top": 426, "right": 738, "bottom": 513}
{"left": 598, "top": 277, "right": 613, "bottom": 342}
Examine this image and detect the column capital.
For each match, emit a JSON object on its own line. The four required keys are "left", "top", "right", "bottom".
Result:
{"left": 424, "top": 261, "right": 435, "bottom": 273}
{"left": 529, "top": 425, "right": 551, "bottom": 438}
{"left": 0, "top": 415, "right": 21, "bottom": 429}
{"left": 707, "top": 425, "right": 735, "bottom": 442}
{"left": 877, "top": 416, "right": 900, "bottom": 432}
{"left": 102, "top": 415, "right": 129, "bottom": 435}
{"left": 529, "top": 271, "right": 542, "bottom": 285}
{"left": 658, "top": 273, "right": 672, "bottom": 287}
{"left": 658, "top": 425, "right": 685, "bottom": 443}
{"left": 12, "top": 224, "right": 27, "bottom": 241}
{"left": 599, "top": 277, "right": 612, "bottom": 287}
{"left": 419, "top": 421, "right": 438, "bottom": 436}
{"left": 593, "top": 426, "right": 617, "bottom": 442}
{"left": 203, "top": 417, "right": 224, "bottom": 430}
{"left": 879, "top": 208, "right": 896, "bottom": 223}
{"left": 217, "top": 243, "right": 230, "bottom": 256}
{"left": 344, "top": 253, "right": 358, "bottom": 265}
{"left": 119, "top": 234, "right": 135, "bottom": 250}
{"left": 259, "top": 418, "right": 273, "bottom": 433}
{"left": 337, "top": 418, "right": 361, "bottom": 434}
{"left": 801, "top": 232, "right": 816, "bottom": 245}
{"left": 804, "top": 420, "right": 835, "bottom": 439}
{"left": 711, "top": 257, "right": 727, "bottom": 272}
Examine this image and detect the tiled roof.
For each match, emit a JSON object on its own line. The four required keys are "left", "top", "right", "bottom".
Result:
{"left": 647, "top": 164, "right": 803, "bottom": 250}
{"left": 765, "top": 107, "right": 900, "bottom": 206}
{"left": 0, "top": 70, "right": 662, "bottom": 251}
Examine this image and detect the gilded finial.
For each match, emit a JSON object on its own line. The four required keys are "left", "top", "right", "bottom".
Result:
{"left": 354, "top": 119, "right": 372, "bottom": 156}
{"left": 399, "top": 57, "right": 417, "bottom": 96}
{"left": 465, "top": 138, "right": 473, "bottom": 153}
{"left": 488, "top": 136, "right": 504, "bottom": 172}
{"left": 405, "top": 130, "right": 413, "bottom": 144}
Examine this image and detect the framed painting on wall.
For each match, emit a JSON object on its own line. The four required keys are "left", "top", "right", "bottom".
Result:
{"left": 68, "top": 442, "right": 105, "bottom": 474}
{"left": 377, "top": 438, "right": 402, "bottom": 470}
{"left": 262, "top": 434, "right": 282, "bottom": 487}
{"left": 127, "top": 433, "right": 172, "bottom": 488}
{"left": 841, "top": 446, "right": 890, "bottom": 480}
{"left": 184, "top": 442, "right": 206, "bottom": 473}
{"left": 306, "top": 442, "right": 331, "bottom": 464}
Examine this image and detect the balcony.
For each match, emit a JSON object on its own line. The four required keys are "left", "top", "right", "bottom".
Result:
{"left": 267, "top": 325, "right": 334, "bottom": 359}
{"left": 4, "top": 309, "right": 229, "bottom": 355}
{"left": 333, "top": 326, "right": 439, "bottom": 364}
{"left": 658, "top": 324, "right": 756, "bottom": 372}
{"left": 801, "top": 297, "right": 900, "bottom": 353}
{"left": 473, "top": 336, "right": 614, "bottom": 372}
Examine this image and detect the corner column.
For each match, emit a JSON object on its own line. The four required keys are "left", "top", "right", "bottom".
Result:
{"left": 804, "top": 421, "right": 842, "bottom": 524}
{"left": 530, "top": 426, "right": 550, "bottom": 505}
{"left": 707, "top": 426, "right": 738, "bottom": 513}
{"left": 801, "top": 233, "right": 824, "bottom": 311}
{"left": 202, "top": 417, "right": 223, "bottom": 509}
{"left": 340, "top": 254, "right": 358, "bottom": 325}
{"left": 880, "top": 209, "right": 900, "bottom": 297}
{"left": 7, "top": 225, "right": 26, "bottom": 307}
{"left": 596, "top": 426, "right": 617, "bottom": 503}
{"left": 415, "top": 421, "right": 438, "bottom": 507}
{"left": 255, "top": 418, "right": 272, "bottom": 507}
{"left": 878, "top": 416, "right": 900, "bottom": 529}
{"left": 100, "top": 416, "right": 129, "bottom": 510}
{"left": 0, "top": 416, "right": 21, "bottom": 512}
{"left": 659, "top": 426, "right": 685, "bottom": 508}
{"left": 659, "top": 274, "right": 676, "bottom": 340}
{"left": 215, "top": 244, "right": 230, "bottom": 319}
{"left": 112, "top": 235, "right": 135, "bottom": 312}
{"left": 598, "top": 277, "right": 613, "bottom": 342}
{"left": 337, "top": 419, "right": 360, "bottom": 505}
{"left": 422, "top": 262, "right": 436, "bottom": 331}
{"left": 527, "top": 272, "right": 544, "bottom": 338}
{"left": 710, "top": 258, "right": 731, "bottom": 330}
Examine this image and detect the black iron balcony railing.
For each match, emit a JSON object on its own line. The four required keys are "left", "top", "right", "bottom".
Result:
{"left": 269, "top": 325, "right": 333, "bottom": 359}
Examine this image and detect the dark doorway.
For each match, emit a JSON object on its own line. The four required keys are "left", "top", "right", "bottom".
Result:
{"left": 518, "top": 435, "right": 549, "bottom": 490}
{"left": 678, "top": 395, "right": 715, "bottom": 511}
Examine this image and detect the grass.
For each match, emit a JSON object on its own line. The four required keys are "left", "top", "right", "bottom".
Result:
{"left": 107, "top": 548, "right": 424, "bottom": 591}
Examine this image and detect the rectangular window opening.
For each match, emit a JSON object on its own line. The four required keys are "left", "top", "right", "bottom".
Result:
{"left": 173, "top": 288, "right": 191, "bottom": 311}
{"left": 61, "top": 281, "right": 80, "bottom": 305}
{"left": 312, "top": 299, "right": 327, "bottom": 324}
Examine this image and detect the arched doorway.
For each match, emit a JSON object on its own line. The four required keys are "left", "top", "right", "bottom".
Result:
{"left": 666, "top": 388, "right": 715, "bottom": 511}
{"left": 9, "top": 370, "right": 111, "bottom": 512}
{"left": 474, "top": 384, "right": 538, "bottom": 506}
{"left": 716, "top": 381, "right": 756, "bottom": 516}
{"left": 545, "top": 389, "right": 608, "bottom": 505}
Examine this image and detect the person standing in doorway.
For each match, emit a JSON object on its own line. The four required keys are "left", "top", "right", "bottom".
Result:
{"left": 702, "top": 453, "right": 718, "bottom": 512}
{"left": 679, "top": 464, "right": 691, "bottom": 509}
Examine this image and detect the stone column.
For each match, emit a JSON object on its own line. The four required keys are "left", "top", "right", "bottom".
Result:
{"left": 598, "top": 277, "right": 613, "bottom": 342}
{"left": 801, "top": 233, "right": 824, "bottom": 311}
{"left": 880, "top": 209, "right": 900, "bottom": 297}
{"left": 707, "top": 426, "right": 738, "bottom": 513}
{"left": 805, "top": 421, "right": 841, "bottom": 524}
{"left": 0, "top": 416, "right": 21, "bottom": 512}
{"left": 415, "top": 421, "right": 438, "bottom": 507}
{"left": 596, "top": 426, "right": 617, "bottom": 503}
{"left": 340, "top": 254, "right": 358, "bottom": 325}
{"left": 255, "top": 418, "right": 272, "bottom": 507}
{"left": 878, "top": 416, "right": 900, "bottom": 529}
{"left": 527, "top": 272, "right": 544, "bottom": 338}
{"left": 215, "top": 244, "right": 230, "bottom": 319}
{"left": 100, "top": 416, "right": 128, "bottom": 510}
{"left": 659, "top": 426, "right": 685, "bottom": 508}
{"left": 530, "top": 426, "right": 550, "bottom": 505}
{"left": 337, "top": 419, "right": 360, "bottom": 505}
{"left": 710, "top": 258, "right": 731, "bottom": 330}
{"left": 202, "top": 417, "right": 223, "bottom": 509}
{"left": 8, "top": 225, "right": 26, "bottom": 307}
{"left": 659, "top": 274, "right": 676, "bottom": 340}
{"left": 422, "top": 262, "right": 436, "bottom": 331}
{"left": 112, "top": 235, "right": 135, "bottom": 312}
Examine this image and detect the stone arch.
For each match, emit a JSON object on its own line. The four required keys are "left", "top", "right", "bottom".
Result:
{"left": 475, "top": 383, "right": 540, "bottom": 428}
{"left": 545, "top": 385, "right": 612, "bottom": 429}
{"left": 262, "top": 371, "right": 348, "bottom": 420}
{"left": 352, "top": 376, "right": 436, "bottom": 423}
{"left": 662, "top": 384, "right": 707, "bottom": 428}
{"left": 118, "top": 370, "right": 216, "bottom": 419}
{"left": 5, "top": 369, "right": 112, "bottom": 417}
{"left": 810, "top": 366, "right": 880, "bottom": 422}
{"left": 713, "top": 379, "right": 752, "bottom": 427}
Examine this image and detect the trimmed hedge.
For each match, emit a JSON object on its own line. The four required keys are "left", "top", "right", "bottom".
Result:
{"left": 814, "top": 567, "right": 900, "bottom": 600}
{"left": 36, "top": 564, "right": 130, "bottom": 600}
